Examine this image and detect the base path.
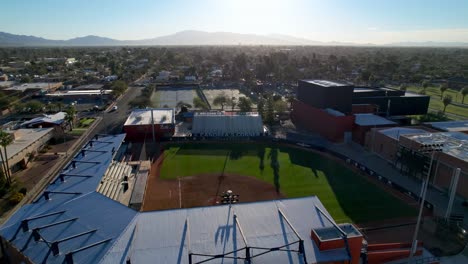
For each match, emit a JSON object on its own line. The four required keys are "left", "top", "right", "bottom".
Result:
{"left": 142, "top": 169, "right": 284, "bottom": 211}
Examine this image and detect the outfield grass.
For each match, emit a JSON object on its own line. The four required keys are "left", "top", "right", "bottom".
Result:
{"left": 160, "top": 143, "right": 416, "bottom": 223}
{"left": 406, "top": 86, "right": 468, "bottom": 119}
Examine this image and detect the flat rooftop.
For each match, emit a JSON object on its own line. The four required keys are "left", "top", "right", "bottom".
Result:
{"left": 21, "top": 112, "right": 65, "bottom": 127}
{"left": 314, "top": 223, "right": 361, "bottom": 241}
{"left": 124, "top": 108, "right": 175, "bottom": 126}
{"left": 46, "top": 90, "right": 112, "bottom": 96}
{"left": 379, "top": 127, "right": 429, "bottom": 140}
{"left": 301, "top": 79, "right": 348, "bottom": 87}
{"left": 354, "top": 113, "right": 397, "bottom": 126}
{"left": 5, "top": 82, "right": 62, "bottom": 92}
{"left": 403, "top": 132, "right": 468, "bottom": 162}
{"left": 0, "top": 128, "right": 53, "bottom": 161}
{"left": 73, "top": 84, "right": 104, "bottom": 90}
{"left": 195, "top": 111, "right": 260, "bottom": 117}
{"left": 426, "top": 120, "right": 468, "bottom": 132}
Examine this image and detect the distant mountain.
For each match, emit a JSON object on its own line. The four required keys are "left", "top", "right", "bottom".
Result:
{"left": 134, "top": 30, "right": 323, "bottom": 46}
{"left": 387, "top": 41, "right": 468, "bottom": 47}
{"left": 0, "top": 32, "right": 62, "bottom": 46}
{"left": 1, "top": 30, "right": 467, "bottom": 47}
{"left": 65, "top": 35, "right": 123, "bottom": 46}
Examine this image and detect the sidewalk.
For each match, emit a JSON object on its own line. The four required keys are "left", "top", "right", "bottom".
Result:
{"left": 329, "top": 142, "right": 468, "bottom": 226}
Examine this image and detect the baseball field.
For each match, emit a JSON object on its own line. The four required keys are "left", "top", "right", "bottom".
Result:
{"left": 144, "top": 142, "right": 416, "bottom": 224}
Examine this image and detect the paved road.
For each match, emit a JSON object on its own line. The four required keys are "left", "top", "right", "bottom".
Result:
{"left": 92, "top": 86, "right": 141, "bottom": 135}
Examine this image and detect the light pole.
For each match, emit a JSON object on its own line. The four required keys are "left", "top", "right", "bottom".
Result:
{"left": 408, "top": 142, "right": 444, "bottom": 263}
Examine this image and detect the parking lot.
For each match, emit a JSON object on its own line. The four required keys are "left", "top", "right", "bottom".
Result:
{"left": 202, "top": 88, "right": 253, "bottom": 110}
{"left": 151, "top": 88, "right": 198, "bottom": 108}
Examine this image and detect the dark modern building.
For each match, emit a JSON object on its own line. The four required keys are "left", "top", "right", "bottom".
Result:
{"left": 297, "top": 80, "right": 354, "bottom": 114}
{"left": 352, "top": 87, "right": 430, "bottom": 116}
{"left": 292, "top": 80, "right": 430, "bottom": 142}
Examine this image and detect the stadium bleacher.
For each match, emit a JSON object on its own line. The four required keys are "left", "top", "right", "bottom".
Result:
{"left": 192, "top": 112, "right": 264, "bottom": 137}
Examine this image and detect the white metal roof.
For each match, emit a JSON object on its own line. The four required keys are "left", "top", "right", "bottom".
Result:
{"left": 101, "top": 197, "right": 351, "bottom": 264}
{"left": 124, "top": 109, "right": 175, "bottom": 126}
{"left": 21, "top": 112, "right": 65, "bottom": 127}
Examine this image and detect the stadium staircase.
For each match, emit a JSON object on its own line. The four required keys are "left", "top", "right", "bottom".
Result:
{"left": 364, "top": 242, "right": 430, "bottom": 264}
{"left": 97, "top": 161, "right": 132, "bottom": 202}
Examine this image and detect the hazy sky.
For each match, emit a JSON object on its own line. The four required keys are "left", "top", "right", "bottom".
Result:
{"left": 1, "top": 0, "right": 468, "bottom": 44}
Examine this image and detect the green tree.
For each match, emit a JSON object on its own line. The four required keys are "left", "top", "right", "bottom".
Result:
{"left": 227, "top": 97, "right": 237, "bottom": 111}
{"left": 111, "top": 80, "right": 128, "bottom": 97}
{"left": 264, "top": 96, "right": 275, "bottom": 125}
{"left": 439, "top": 84, "right": 448, "bottom": 99}
{"left": 193, "top": 97, "right": 209, "bottom": 110}
{"left": 0, "top": 130, "right": 13, "bottom": 184}
{"left": 257, "top": 98, "right": 265, "bottom": 120}
{"left": 25, "top": 100, "right": 44, "bottom": 113}
{"left": 422, "top": 80, "right": 430, "bottom": 89}
{"left": 20, "top": 76, "right": 32, "bottom": 83}
{"left": 442, "top": 95, "right": 452, "bottom": 113}
{"left": 65, "top": 106, "right": 76, "bottom": 131}
{"left": 274, "top": 100, "right": 288, "bottom": 113}
{"left": 56, "top": 101, "right": 64, "bottom": 112}
{"left": 461, "top": 87, "right": 468, "bottom": 104}
{"left": 176, "top": 101, "right": 192, "bottom": 109}
{"left": 237, "top": 97, "right": 252, "bottom": 112}
{"left": 213, "top": 94, "right": 228, "bottom": 110}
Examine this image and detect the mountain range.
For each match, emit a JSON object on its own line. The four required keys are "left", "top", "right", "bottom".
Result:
{"left": 1, "top": 30, "right": 467, "bottom": 47}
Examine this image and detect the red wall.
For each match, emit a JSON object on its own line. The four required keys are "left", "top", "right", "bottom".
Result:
{"left": 124, "top": 124, "right": 175, "bottom": 141}
{"left": 291, "top": 100, "right": 355, "bottom": 142}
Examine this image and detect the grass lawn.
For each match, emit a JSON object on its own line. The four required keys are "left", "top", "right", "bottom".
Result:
{"left": 79, "top": 118, "right": 95, "bottom": 127}
{"left": 68, "top": 128, "right": 86, "bottom": 136}
{"left": 406, "top": 86, "right": 468, "bottom": 119}
{"left": 160, "top": 143, "right": 416, "bottom": 223}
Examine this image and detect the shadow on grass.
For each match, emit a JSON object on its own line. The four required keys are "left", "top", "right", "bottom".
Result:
{"left": 269, "top": 148, "right": 280, "bottom": 193}
{"left": 283, "top": 147, "right": 417, "bottom": 223}
{"left": 257, "top": 146, "right": 265, "bottom": 172}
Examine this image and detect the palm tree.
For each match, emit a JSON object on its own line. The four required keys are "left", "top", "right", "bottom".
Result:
{"left": 461, "top": 87, "right": 468, "bottom": 104}
{"left": 0, "top": 130, "right": 13, "bottom": 184}
{"left": 65, "top": 106, "right": 76, "bottom": 131}
{"left": 439, "top": 84, "right": 448, "bottom": 99}
{"left": 442, "top": 95, "right": 452, "bottom": 113}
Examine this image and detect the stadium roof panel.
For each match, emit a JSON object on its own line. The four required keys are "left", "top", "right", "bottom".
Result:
{"left": 102, "top": 197, "right": 352, "bottom": 264}
{"left": 354, "top": 113, "right": 397, "bottom": 126}
{"left": 425, "top": 120, "right": 468, "bottom": 132}
{"left": 0, "top": 134, "right": 134, "bottom": 264}
{"left": 301, "top": 79, "right": 349, "bottom": 87}
{"left": 124, "top": 108, "right": 175, "bottom": 126}
{"left": 379, "top": 127, "right": 428, "bottom": 140}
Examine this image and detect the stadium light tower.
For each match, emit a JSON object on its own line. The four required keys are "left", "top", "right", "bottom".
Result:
{"left": 408, "top": 142, "right": 444, "bottom": 263}
{"left": 220, "top": 190, "right": 239, "bottom": 205}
